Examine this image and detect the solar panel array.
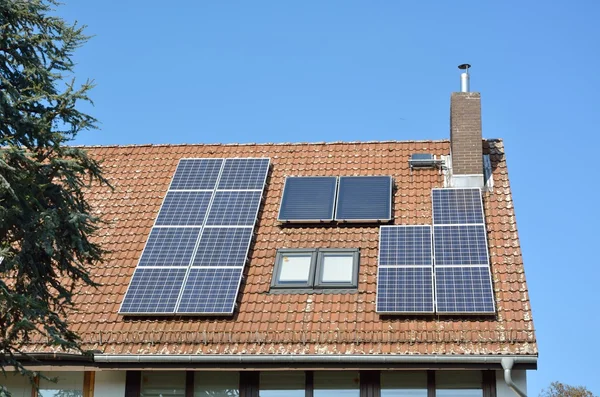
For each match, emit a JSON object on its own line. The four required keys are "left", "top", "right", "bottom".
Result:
{"left": 432, "top": 188, "right": 495, "bottom": 314}
{"left": 278, "top": 176, "right": 392, "bottom": 223}
{"left": 120, "top": 158, "right": 270, "bottom": 315}
{"left": 376, "top": 226, "right": 434, "bottom": 313}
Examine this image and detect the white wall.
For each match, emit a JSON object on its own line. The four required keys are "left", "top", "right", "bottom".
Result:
{"left": 0, "top": 372, "right": 31, "bottom": 397}
{"left": 94, "top": 370, "right": 126, "bottom": 397}
{"left": 496, "top": 370, "right": 527, "bottom": 397}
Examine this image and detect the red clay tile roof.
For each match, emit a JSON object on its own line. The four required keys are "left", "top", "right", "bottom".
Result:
{"left": 31, "top": 139, "right": 537, "bottom": 356}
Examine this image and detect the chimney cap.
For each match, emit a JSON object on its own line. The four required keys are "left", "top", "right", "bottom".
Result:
{"left": 458, "top": 63, "right": 471, "bottom": 71}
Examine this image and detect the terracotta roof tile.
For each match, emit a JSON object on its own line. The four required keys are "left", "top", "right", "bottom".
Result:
{"left": 24, "top": 140, "right": 536, "bottom": 357}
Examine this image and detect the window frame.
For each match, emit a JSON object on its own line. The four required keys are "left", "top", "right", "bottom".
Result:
{"left": 315, "top": 248, "right": 360, "bottom": 288}
{"left": 271, "top": 248, "right": 359, "bottom": 290}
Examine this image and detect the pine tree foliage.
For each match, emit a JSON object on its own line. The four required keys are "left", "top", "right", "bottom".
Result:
{"left": 0, "top": 0, "right": 107, "bottom": 374}
{"left": 540, "top": 382, "right": 597, "bottom": 397}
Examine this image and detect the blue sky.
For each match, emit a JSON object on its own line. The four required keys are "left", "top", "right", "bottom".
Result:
{"left": 59, "top": 1, "right": 599, "bottom": 394}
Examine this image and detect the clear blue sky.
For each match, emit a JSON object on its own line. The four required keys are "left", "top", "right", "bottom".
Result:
{"left": 59, "top": 1, "right": 600, "bottom": 394}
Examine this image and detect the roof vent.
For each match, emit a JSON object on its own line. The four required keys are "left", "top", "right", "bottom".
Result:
{"left": 458, "top": 63, "right": 471, "bottom": 92}
{"left": 409, "top": 153, "right": 443, "bottom": 171}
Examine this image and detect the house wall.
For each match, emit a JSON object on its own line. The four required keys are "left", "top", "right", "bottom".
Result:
{"left": 0, "top": 372, "right": 30, "bottom": 397}
{"left": 495, "top": 370, "right": 527, "bottom": 397}
{"left": 94, "top": 370, "right": 127, "bottom": 397}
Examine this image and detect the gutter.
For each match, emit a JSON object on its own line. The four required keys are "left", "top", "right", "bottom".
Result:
{"left": 94, "top": 353, "right": 536, "bottom": 366}
{"left": 501, "top": 357, "right": 527, "bottom": 397}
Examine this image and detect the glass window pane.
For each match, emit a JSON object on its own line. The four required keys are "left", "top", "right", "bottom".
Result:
{"left": 314, "top": 371, "right": 360, "bottom": 397}
{"left": 279, "top": 254, "right": 312, "bottom": 282}
{"left": 194, "top": 371, "right": 239, "bottom": 397}
{"left": 436, "top": 371, "right": 483, "bottom": 397}
{"left": 320, "top": 253, "right": 354, "bottom": 283}
{"left": 260, "top": 372, "right": 304, "bottom": 397}
{"left": 1, "top": 372, "right": 31, "bottom": 397}
{"left": 140, "top": 371, "right": 185, "bottom": 396}
{"left": 381, "top": 371, "right": 427, "bottom": 397}
{"left": 38, "top": 372, "right": 83, "bottom": 397}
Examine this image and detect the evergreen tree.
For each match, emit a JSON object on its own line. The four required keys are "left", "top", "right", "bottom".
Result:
{"left": 0, "top": 0, "right": 107, "bottom": 376}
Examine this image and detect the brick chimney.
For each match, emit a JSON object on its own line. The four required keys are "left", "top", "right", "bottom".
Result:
{"left": 449, "top": 67, "right": 484, "bottom": 188}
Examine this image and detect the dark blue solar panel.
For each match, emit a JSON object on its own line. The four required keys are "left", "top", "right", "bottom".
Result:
{"left": 192, "top": 227, "right": 253, "bottom": 267}
{"left": 432, "top": 188, "right": 484, "bottom": 225}
{"left": 433, "top": 225, "right": 488, "bottom": 266}
{"left": 155, "top": 191, "right": 212, "bottom": 226}
{"left": 379, "top": 226, "right": 432, "bottom": 266}
{"left": 120, "top": 268, "right": 187, "bottom": 314}
{"left": 217, "top": 158, "right": 270, "bottom": 190}
{"left": 138, "top": 227, "right": 201, "bottom": 267}
{"left": 177, "top": 268, "right": 242, "bottom": 314}
{"left": 435, "top": 266, "right": 495, "bottom": 313}
{"left": 376, "top": 267, "right": 434, "bottom": 313}
{"left": 278, "top": 177, "right": 337, "bottom": 221}
{"left": 170, "top": 159, "right": 223, "bottom": 190}
{"left": 335, "top": 176, "right": 392, "bottom": 221}
{"left": 205, "top": 191, "right": 262, "bottom": 226}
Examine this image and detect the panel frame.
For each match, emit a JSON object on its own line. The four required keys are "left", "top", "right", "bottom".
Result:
{"left": 334, "top": 175, "right": 393, "bottom": 223}
{"left": 376, "top": 225, "right": 435, "bottom": 314}
{"left": 277, "top": 176, "right": 338, "bottom": 223}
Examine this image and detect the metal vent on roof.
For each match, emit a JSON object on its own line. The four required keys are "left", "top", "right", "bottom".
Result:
{"left": 409, "top": 153, "right": 442, "bottom": 170}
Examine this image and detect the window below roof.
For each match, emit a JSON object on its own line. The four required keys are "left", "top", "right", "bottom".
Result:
{"left": 271, "top": 248, "right": 359, "bottom": 290}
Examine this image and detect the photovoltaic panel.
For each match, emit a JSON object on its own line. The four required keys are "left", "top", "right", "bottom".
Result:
{"left": 217, "top": 158, "right": 270, "bottom": 190}
{"left": 335, "top": 176, "right": 392, "bottom": 221}
{"left": 435, "top": 267, "right": 495, "bottom": 313}
{"left": 379, "top": 225, "right": 432, "bottom": 266}
{"left": 192, "top": 227, "right": 254, "bottom": 267}
{"left": 177, "top": 268, "right": 243, "bottom": 314}
{"left": 121, "top": 157, "right": 270, "bottom": 316}
{"left": 432, "top": 188, "right": 484, "bottom": 225}
{"left": 205, "top": 191, "right": 263, "bottom": 226}
{"left": 137, "top": 227, "right": 202, "bottom": 267}
{"left": 433, "top": 225, "right": 489, "bottom": 266}
{"left": 376, "top": 225, "right": 434, "bottom": 314}
{"left": 278, "top": 177, "right": 337, "bottom": 222}
{"left": 120, "top": 268, "right": 187, "bottom": 314}
{"left": 376, "top": 267, "right": 434, "bottom": 313}
{"left": 154, "top": 191, "right": 212, "bottom": 226}
{"left": 169, "top": 159, "right": 223, "bottom": 190}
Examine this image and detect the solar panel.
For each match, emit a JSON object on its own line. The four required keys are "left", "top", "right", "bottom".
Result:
{"left": 120, "top": 268, "right": 187, "bottom": 314}
{"left": 431, "top": 188, "right": 495, "bottom": 314}
{"left": 192, "top": 227, "right": 253, "bottom": 267}
{"left": 120, "top": 157, "right": 270, "bottom": 316}
{"left": 376, "top": 267, "right": 434, "bottom": 313}
{"left": 432, "top": 188, "right": 484, "bottom": 225}
{"left": 170, "top": 159, "right": 223, "bottom": 190}
{"left": 177, "top": 268, "right": 243, "bottom": 314}
{"left": 376, "top": 226, "right": 434, "bottom": 314}
{"left": 137, "top": 227, "right": 202, "bottom": 267}
{"left": 278, "top": 177, "right": 337, "bottom": 222}
{"left": 155, "top": 191, "right": 212, "bottom": 226}
{"left": 205, "top": 191, "right": 263, "bottom": 226}
{"left": 335, "top": 176, "right": 392, "bottom": 221}
{"left": 435, "top": 267, "right": 495, "bottom": 313}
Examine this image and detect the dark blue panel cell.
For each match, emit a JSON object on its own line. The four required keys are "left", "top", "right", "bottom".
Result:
{"left": 170, "top": 159, "right": 223, "bottom": 190}
{"left": 155, "top": 191, "right": 212, "bottom": 226}
{"left": 205, "top": 191, "right": 262, "bottom": 226}
{"left": 376, "top": 267, "right": 434, "bottom": 313}
{"left": 433, "top": 225, "right": 489, "bottom": 266}
{"left": 138, "top": 227, "right": 201, "bottom": 267}
{"left": 379, "top": 226, "right": 432, "bottom": 266}
{"left": 432, "top": 188, "right": 484, "bottom": 225}
{"left": 192, "top": 227, "right": 253, "bottom": 267}
{"left": 120, "top": 268, "right": 187, "bottom": 314}
{"left": 335, "top": 176, "right": 392, "bottom": 221}
{"left": 217, "top": 158, "right": 270, "bottom": 190}
{"left": 177, "top": 268, "right": 243, "bottom": 314}
{"left": 435, "top": 266, "right": 495, "bottom": 313}
{"left": 278, "top": 177, "right": 337, "bottom": 221}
